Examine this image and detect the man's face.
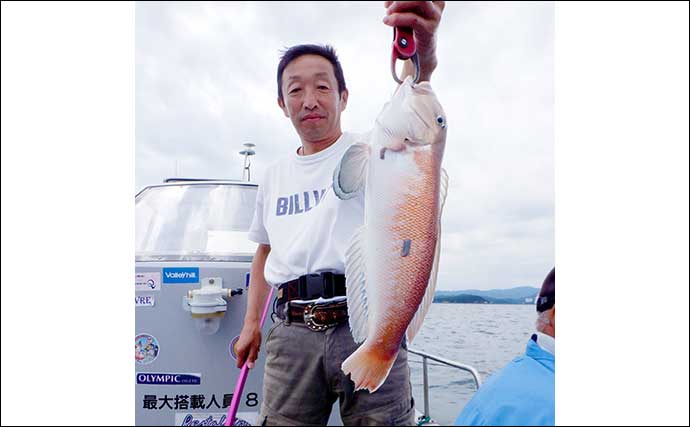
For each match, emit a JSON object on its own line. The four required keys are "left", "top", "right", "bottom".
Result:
{"left": 278, "top": 54, "right": 348, "bottom": 143}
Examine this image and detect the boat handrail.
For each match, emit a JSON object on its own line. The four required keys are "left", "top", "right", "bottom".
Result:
{"left": 407, "top": 347, "right": 482, "bottom": 423}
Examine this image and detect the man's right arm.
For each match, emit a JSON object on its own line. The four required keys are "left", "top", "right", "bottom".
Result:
{"left": 235, "top": 243, "right": 272, "bottom": 369}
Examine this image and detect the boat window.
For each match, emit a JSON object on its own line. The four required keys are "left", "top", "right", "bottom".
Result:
{"left": 135, "top": 184, "right": 258, "bottom": 258}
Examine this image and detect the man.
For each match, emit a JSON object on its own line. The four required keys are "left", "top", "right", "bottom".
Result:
{"left": 455, "top": 268, "right": 556, "bottom": 426}
{"left": 234, "top": 2, "right": 445, "bottom": 425}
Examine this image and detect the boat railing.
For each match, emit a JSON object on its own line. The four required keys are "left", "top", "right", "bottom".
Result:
{"left": 407, "top": 347, "right": 483, "bottom": 424}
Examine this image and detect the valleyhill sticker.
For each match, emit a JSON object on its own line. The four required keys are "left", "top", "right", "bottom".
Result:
{"left": 163, "top": 268, "right": 199, "bottom": 284}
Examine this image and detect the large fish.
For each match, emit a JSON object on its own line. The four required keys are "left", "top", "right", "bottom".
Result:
{"left": 332, "top": 75, "right": 448, "bottom": 392}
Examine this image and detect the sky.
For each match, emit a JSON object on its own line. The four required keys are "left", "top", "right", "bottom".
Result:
{"left": 135, "top": 1, "right": 554, "bottom": 291}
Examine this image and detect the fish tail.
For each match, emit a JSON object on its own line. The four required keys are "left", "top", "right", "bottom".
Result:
{"left": 341, "top": 345, "right": 397, "bottom": 393}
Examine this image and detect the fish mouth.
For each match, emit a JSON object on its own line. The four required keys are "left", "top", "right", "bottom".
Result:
{"left": 404, "top": 137, "right": 429, "bottom": 147}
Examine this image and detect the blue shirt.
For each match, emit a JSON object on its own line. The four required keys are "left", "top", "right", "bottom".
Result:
{"left": 455, "top": 336, "right": 555, "bottom": 426}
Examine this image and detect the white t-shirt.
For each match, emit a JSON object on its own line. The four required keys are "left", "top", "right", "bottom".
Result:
{"left": 248, "top": 131, "right": 366, "bottom": 287}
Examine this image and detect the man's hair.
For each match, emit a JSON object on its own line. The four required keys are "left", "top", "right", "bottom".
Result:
{"left": 276, "top": 44, "right": 347, "bottom": 102}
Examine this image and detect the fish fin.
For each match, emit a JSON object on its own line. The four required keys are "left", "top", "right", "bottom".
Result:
{"left": 345, "top": 225, "right": 369, "bottom": 344}
{"left": 406, "top": 169, "right": 449, "bottom": 343}
{"left": 438, "top": 168, "right": 449, "bottom": 213}
{"left": 341, "top": 345, "right": 397, "bottom": 393}
{"left": 333, "top": 143, "right": 370, "bottom": 200}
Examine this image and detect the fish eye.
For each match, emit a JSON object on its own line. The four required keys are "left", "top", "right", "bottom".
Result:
{"left": 436, "top": 116, "right": 446, "bottom": 128}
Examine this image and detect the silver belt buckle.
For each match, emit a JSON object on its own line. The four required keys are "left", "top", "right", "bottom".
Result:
{"left": 303, "top": 303, "right": 329, "bottom": 332}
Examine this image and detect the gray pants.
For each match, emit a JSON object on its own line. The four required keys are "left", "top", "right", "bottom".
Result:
{"left": 258, "top": 320, "right": 416, "bottom": 426}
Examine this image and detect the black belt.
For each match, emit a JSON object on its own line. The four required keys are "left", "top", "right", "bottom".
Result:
{"left": 276, "top": 272, "right": 346, "bottom": 305}
{"left": 275, "top": 272, "right": 347, "bottom": 331}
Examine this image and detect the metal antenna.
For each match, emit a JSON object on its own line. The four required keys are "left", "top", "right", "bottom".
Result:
{"left": 239, "top": 142, "right": 256, "bottom": 182}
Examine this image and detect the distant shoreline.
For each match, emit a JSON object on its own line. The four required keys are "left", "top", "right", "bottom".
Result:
{"left": 433, "top": 287, "right": 539, "bottom": 306}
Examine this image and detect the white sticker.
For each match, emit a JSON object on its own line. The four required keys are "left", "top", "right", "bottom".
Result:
{"left": 174, "top": 412, "right": 226, "bottom": 426}
{"left": 174, "top": 412, "right": 257, "bottom": 426}
{"left": 135, "top": 333, "right": 160, "bottom": 365}
{"left": 135, "top": 294, "right": 155, "bottom": 307}
{"left": 136, "top": 272, "right": 161, "bottom": 292}
{"left": 234, "top": 412, "right": 258, "bottom": 426}
{"left": 228, "top": 335, "right": 240, "bottom": 361}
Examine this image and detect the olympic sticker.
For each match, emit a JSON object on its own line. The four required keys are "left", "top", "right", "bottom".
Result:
{"left": 135, "top": 333, "right": 160, "bottom": 365}
{"left": 228, "top": 335, "right": 240, "bottom": 361}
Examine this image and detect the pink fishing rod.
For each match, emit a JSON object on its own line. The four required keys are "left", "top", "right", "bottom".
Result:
{"left": 225, "top": 287, "right": 275, "bottom": 426}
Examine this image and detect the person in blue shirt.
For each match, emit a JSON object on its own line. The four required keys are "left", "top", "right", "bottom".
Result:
{"left": 456, "top": 268, "right": 555, "bottom": 426}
